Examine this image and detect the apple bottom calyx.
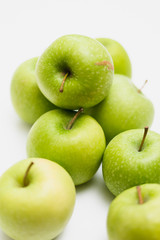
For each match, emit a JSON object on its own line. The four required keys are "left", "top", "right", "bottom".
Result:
{"left": 66, "top": 107, "right": 84, "bottom": 130}
{"left": 23, "top": 162, "right": 34, "bottom": 187}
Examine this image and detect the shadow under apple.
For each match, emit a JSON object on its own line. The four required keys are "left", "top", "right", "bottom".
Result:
{"left": 76, "top": 167, "right": 114, "bottom": 203}
{"left": 0, "top": 231, "right": 13, "bottom": 240}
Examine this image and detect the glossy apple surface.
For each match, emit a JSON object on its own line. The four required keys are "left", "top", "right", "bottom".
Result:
{"left": 85, "top": 74, "right": 154, "bottom": 143}
{"left": 102, "top": 129, "right": 160, "bottom": 196}
{"left": 107, "top": 184, "right": 160, "bottom": 240}
{"left": 97, "top": 38, "right": 132, "bottom": 78}
{"left": 11, "top": 57, "right": 56, "bottom": 124}
{"left": 27, "top": 109, "right": 106, "bottom": 185}
{"left": 36, "top": 34, "right": 114, "bottom": 109}
{"left": 0, "top": 158, "right": 76, "bottom": 240}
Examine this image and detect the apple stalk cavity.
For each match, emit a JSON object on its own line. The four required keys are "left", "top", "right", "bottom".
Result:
{"left": 27, "top": 109, "right": 106, "bottom": 185}
{"left": 59, "top": 72, "right": 69, "bottom": 93}
{"left": 23, "top": 162, "right": 34, "bottom": 187}
{"left": 36, "top": 34, "right": 113, "bottom": 109}
{"left": 136, "top": 186, "right": 144, "bottom": 204}
{"left": 66, "top": 107, "right": 84, "bottom": 130}
{"left": 0, "top": 158, "right": 76, "bottom": 240}
{"left": 107, "top": 184, "right": 160, "bottom": 240}
{"left": 139, "top": 127, "right": 149, "bottom": 152}
{"left": 102, "top": 128, "right": 160, "bottom": 196}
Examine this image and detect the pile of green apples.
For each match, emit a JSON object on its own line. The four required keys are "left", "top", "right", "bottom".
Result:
{"left": 0, "top": 34, "right": 160, "bottom": 240}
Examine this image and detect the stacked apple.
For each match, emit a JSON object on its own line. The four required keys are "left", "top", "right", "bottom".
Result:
{"left": 0, "top": 159, "right": 76, "bottom": 240}
{"left": 0, "top": 34, "right": 159, "bottom": 239}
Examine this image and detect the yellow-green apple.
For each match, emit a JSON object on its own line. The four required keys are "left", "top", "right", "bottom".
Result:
{"left": 97, "top": 38, "right": 132, "bottom": 77}
{"left": 102, "top": 128, "right": 160, "bottom": 196}
{"left": 85, "top": 74, "right": 154, "bottom": 143}
{"left": 11, "top": 57, "right": 56, "bottom": 124}
{"left": 36, "top": 34, "right": 114, "bottom": 110}
{"left": 107, "top": 184, "right": 160, "bottom": 240}
{"left": 26, "top": 109, "right": 106, "bottom": 185}
{"left": 0, "top": 158, "right": 75, "bottom": 240}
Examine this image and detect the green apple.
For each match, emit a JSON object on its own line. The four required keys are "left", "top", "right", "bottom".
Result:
{"left": 26, "top": 109, "right": 106, "bottom": 185}
{"left": 107, "top": 184, "right": 160, "bottom": 240}
{"left": 97, "top": 38, "right": 132, "bottom": 78}
{"left": 85, "top": 74, "right": 154, "bottom": 143}
{"left": 11, "top": 57, "right": 56, "bottom": 124}
{"left": 36, "top": 34, "right": 114, "bottom": 110}
{"left": 102, "top": 128, "right": 160, "bottom": 196}
{"left": 0, "top": 158, "right": 76, "bottom": 240}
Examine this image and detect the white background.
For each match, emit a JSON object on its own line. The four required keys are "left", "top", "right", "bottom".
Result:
{"left": 0, "top": 0, "right": 160, "bottom": 239}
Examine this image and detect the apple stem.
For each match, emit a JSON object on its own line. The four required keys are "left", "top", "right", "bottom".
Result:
{"left": 136, "top": 186, "right": 144, "bottom": 204}
{"left": 138, "top": 80, "right": 148, "bottom": 93}
{"left": 95, "top": 60, "right": 114, "bottom": 70}
{"left": 66, "top": 108, "right": 84, "bottom": 130}
{"left": 59, "top": 73, "right": 69, "bottom": 93}
{"left": 139, "top": 127, "right": 149, "bottom": 152}
{"left": 23, "top": 162, "right": 34, "bottom": 187}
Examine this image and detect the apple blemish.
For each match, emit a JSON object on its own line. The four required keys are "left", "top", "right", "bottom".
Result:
{"left": 95, "top": 60, "right": 114, "bottom": 71}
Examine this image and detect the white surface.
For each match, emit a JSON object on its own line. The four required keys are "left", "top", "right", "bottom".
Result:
{"left": 0, "top": 0, "right": 160, "bottom": 239}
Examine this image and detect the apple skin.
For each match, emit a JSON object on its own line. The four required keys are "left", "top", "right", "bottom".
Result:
{"left": 11, "top": 57, "right": 56, "bottom": 124}
{"left": 107, "top": 184, "right": 160, "bottom": 240}
{"left": 26, "top": 109, "right": 106, "bottom": 185}
{"left": 97, "top": 38, "right": 132, "bottom": 78}
{"left": 36, "top": 34, "right": 114, "bottom": 110}
{"left": 85, "top": 74, "right": 154, "bottom": 143}
{"left": 0, "top": 158, "right": 76, "bottom": 240}
{"left": 102, "top": 129, "right": 160, "bottom": 196}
